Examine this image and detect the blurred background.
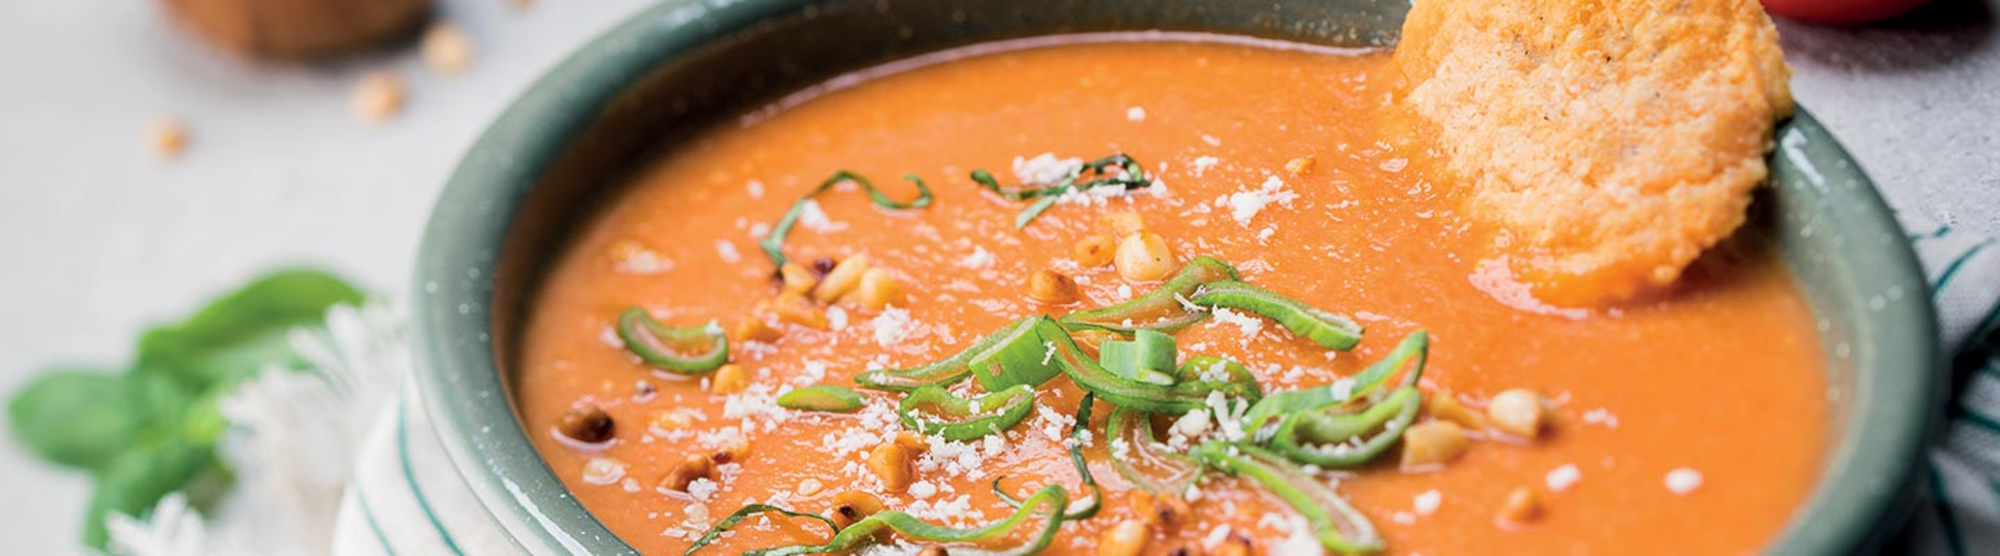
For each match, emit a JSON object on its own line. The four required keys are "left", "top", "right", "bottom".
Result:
{"left": 0, "top": 0, "right": 1994, "bottom": 553}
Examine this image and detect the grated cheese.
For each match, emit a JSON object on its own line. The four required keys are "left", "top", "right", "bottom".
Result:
{"left": 1209, "top": 307, "right": 1264, "bottom": 343}
{"left": 1190, "top": 156, "right": 1221, "bottom": 177}
{"left": 958, "top": 246, "right": 996, "bottom": 270}
{"left": 796, "top": 199, "right": 846, "bottom": 233}
{"left": 1220, "top": 175, "right": 1299, "bottom": 226}
{"left": 714, "top": 240, "right": 741, "bottom": 263}
{"left": 1413, "top": 490, "right": 1442, "bottom": 515}
{"left": 1013, "top": 152, "right": 1084, "bottom": 184}
{"left": 1664, "top": 468, "right": 1703, "bottom": 495}
{"left": 872, "top": 306, "right": 914, "bottom": 347}
{"left": 1546, "top": 464, "right": 1582, "bottom": 491}
{"left": 1126, "top": 106, "right": 1147, "bottom": 122}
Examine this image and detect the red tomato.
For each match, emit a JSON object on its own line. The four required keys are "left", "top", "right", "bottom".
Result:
{"left": 1760, "top": 0, "right": 1930, "bottom": 24}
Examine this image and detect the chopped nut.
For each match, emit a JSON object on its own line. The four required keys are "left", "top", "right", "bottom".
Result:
{"left": 1115, "top": 231, "right": 1179, "bottom": 282}
{"left": 780, "top": 262, "right": 819, "bottom": 295}
{"left": 852, "top": 268, "right": 901, "bottom": 312}
{"left": 659, "top": 453, "right": 717, "bottom": 492}
{"left": 867, "top": 439, "right": 920, "bottom": 492}
{"left": 557, "top": 406, "right": 615, "bottom": 444}
{"left": 1487, "top": 388, "right": 1552, "bottom": 439}
{"left": 1028, "top": 270, "right": 1080, "bottom": 305}
{"left": 710, "top": 364, "right": 750, "bottom": 394}
{"left": 1426, "top": 389, "right": 1489, "bottom": 430}
{"left": 1096, "top": 518, "right": 1151, "bottom": 556}
{"left": 1211, "top": 533, "right": 1254, "bottom": 556}
{"left": 772, "top": 291, "right": 828, "bottom": 330}
{"left": 1401, "top": 420, "right": 1470, "bottom": 470}
{"left": 827, "top": 491, "right": 887, "bottom": 529}
{"left": 1101, "top": 211, "right": 1148, "bottom": 237}
{"left": 420, "top": 23, "right": 474, "bottom": 75}
{"left": 1159, "top": 541, "right": 1203, "bottom": 556}
{"left": 1128, "top": 490, "right": 1192, "bottom": 530}
{"left": 1073, "top": 234, "right": 1118, "bottom": 267}
{"left": 813, "top": 254, "right": 872, "bottom": 302}
{"left": 915, "top": 547, "right": 950, "bottom": 556}
{"left": 1285, "top": 156, "right": 1316, "bottom": 176}
{"left": 1498, "top": 486, "right": 1542, "bottom": 524}
{"left": 734, "top": 316, "right": 783, "bottom": 344}
{"left": 350, "top": 71, "right": 405, "bottom": 123}
{"left": 150, "top": 118, "right": 188, "bottom": 158}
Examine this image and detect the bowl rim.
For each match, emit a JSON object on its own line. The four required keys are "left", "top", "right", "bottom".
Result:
{"left": 411, "top": 1, "right": 1943, "bottom": 554}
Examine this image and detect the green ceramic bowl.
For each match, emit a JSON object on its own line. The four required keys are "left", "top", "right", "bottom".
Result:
{"left": 413, "top": 0, "right": 1943, "bottom": 553}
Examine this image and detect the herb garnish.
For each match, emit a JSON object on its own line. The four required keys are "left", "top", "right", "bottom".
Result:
{"left": 970, "top": 153, "right": 1154, "bottom": 228}
{"left": 759, "top": 171, "right": 933, "bottom": 268}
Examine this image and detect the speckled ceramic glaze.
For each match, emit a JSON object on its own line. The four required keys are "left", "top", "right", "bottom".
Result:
{"left": 412, "top": 1, "right": 1942, "bottom": 553}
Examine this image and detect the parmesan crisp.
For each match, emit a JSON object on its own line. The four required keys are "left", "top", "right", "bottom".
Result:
{"left": 1398, "top": 0, "right": 1793, "bottom": 306}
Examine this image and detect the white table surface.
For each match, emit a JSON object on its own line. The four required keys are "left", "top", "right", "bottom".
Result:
{"left": 1, "top": 0, "right": 1994, "bottom": 552}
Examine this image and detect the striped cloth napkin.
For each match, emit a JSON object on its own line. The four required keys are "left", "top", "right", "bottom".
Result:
{"left": 1902, "top": 219, "right": 2000, "bottom": 554}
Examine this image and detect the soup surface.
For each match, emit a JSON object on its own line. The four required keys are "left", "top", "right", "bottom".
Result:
{"left": 518, "top": 36, "right": 1827, "bottom": 555}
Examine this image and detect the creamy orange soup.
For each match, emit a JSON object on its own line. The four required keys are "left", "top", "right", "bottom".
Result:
{"left": 519, "top": 37, "right": 1826, "bottom": 555}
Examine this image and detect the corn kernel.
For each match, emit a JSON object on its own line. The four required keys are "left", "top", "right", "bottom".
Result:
{"left": 1115, "top": 232, "right": 1178, "bottom": 282}
{"left": 1073, "top": 234, "right": 1117, "bottom": 267}
{"left": 1285, "top": 156, "right": 1316, "bottom": 176}
{"left": 780, "top": 262, "right": 819, "bottom": 295}
{"left": 812, "top": 254, "right": 871, "bottom": 302}
{"left": 773, "top": 291, "right": 828, "bottom": 330}
{"left": 1095, "top": 519, "right": 1150, "bottom": 556}
{"left": 1401, "top": 420, "right": 1470, "bottom": 470}
{"left": 1427, "top": 389, "right": 1489, "bottom": 430}
{"left": 710, "top": 364, "right": 750, "bottom": 394}
{"left": 1101, "top": 211, "right": 1148, "bottom": 237}
{"left": 1028, "top": 270, "right": 1080, "bottom": 305}
{"left": 734, "top": 316, "right": 783, "bottom": 344}
{"left": 828, "top": 491, "right": 886, "bottom": 529}
{"left": 852, "top": 268, "right": 901, "bottom": 311}
{"left": 867, "top": 440, "right": 919, "bottom": 492}
{"left": 1488, "top": 388, "right": 1552, "bottom": 439}
{"left": 1498, "top": 486, "right": 1542, "bottom": 524}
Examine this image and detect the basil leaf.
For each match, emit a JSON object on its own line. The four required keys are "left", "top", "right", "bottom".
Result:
{"left": 136, "top": 269, "right": 365, "bottom": 388}
{"left": 82, "top": 439, "right": 215, "bottom": 548}
{"left": 6, "top": 369, "right": 146, "bottom": 470}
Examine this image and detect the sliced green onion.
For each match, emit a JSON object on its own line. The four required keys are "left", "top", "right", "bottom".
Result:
{"left": 966, "top": 316, "right": 1064, "bottom": 391}
{"left": 970, "top": 154, "right": 1154, "bottom": 229}
{"left": 1240, "top": 331, "right": 1428, "bottom": 434}
{"left": 742, "top": 485, "right": 1072, "bottom": 556}
{"left": 854, "top": 317, "right": 1038, "bottom": 391}
{"left": 1193, "top": 442, "right": 1384, "bottom": 555}
{"left": 1107, "top": 406, "right": 1200, "bottom": 496}
{"left": 1059, "top": 257, "right": 1239, "bottom": 335}
{"left": 994, "top": 393, "right": 1104, "bottom": 520}
{"left": 1040, "top": 317, "right": 1260, "bottom": 414}
{"left": 1100, "top": 329, "right": 1179, "bottom": 385}
{"left": 897, "top": 385, "right": 1035, "bottom": 441}
{"left": 1267, "top": 387, "right": 1422, "bottom": 468}
{"left": 760, "top": 170, "right": 933, "bottom": 267}
{"left": 776, "top": 385, "right": 867, "bottom": 413}
{"left": 684, "top": 504, "right": 840, "bottom": 555}
{"left": 1172, "top": 355, "right": 1256, "bottom": 385}
{"left": 616, "top": 307, "right": 728, "bottom": 374}
{"left": 1190, "top": 280, "right": 1363, "bottom": 350}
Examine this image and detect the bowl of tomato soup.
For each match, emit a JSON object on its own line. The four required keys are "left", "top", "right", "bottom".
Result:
{"left": 412, "top": 1, "right": 1941, "bottom": 554}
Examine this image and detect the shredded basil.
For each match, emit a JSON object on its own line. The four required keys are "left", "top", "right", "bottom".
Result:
{"left": 760, "top": 170, "right": 933, "bottom": 267}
